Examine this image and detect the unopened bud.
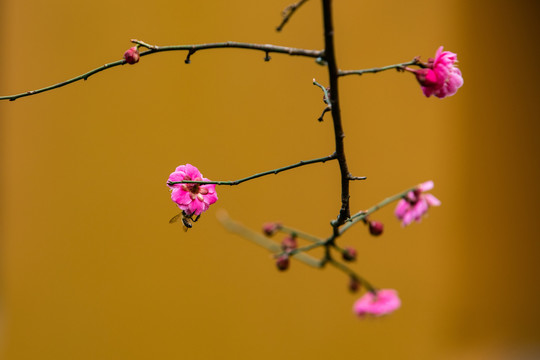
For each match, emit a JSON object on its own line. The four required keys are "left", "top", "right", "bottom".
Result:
{"left": 368, "top": 221, "right": 384, "bottom": 236}
{"left": 275, "top": 255, "right": 290, "bottom": 271}
{"left": 342, "top": 247, "right": 357, "bottom": 262}
{"left": 262, "top": 222, "right": 281, "bottom": 236}
{"left": 281, "top": 236, "right": 297, "bottom": 252}
{"left": 123, "top": 46, "right": 140, "bottom": 65}
{"left": 414, "top": 68, "right": 437, "bottom": 87}
{"left": 348, "top": 277, "right": 360, "bottom": 293}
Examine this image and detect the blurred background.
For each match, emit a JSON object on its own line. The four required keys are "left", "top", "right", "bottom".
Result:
{"left": 1, "top": 0, "right": 539, "bottom": 359}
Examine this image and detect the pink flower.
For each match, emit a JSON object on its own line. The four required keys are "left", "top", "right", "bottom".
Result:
{"left": 395, "top": 180, "right": 441, "bottom": 227}
{"left": 167, "top": 164, "right": 218, "bottom": 216}
{"left": 414, "top": 46, "right": 463, "bottom": 98}
{"left": 353, "top": 289, "right": 401, "bottom": 317}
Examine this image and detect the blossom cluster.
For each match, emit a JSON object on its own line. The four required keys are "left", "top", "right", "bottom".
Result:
{"left": 165, "top": 45, "right": 460, "bottom": 319}
{"left": 395, "top": 180, "right": 441, "bottom": 227}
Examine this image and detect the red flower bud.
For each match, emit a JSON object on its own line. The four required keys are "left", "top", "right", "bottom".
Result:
{"left": 368, "top": 221, "right": 384, "bottom": 236}
{"left": 123, "top": 46, "right": 140, "bottom": 65}
{"left": 275, "top": 255, "right": 290, "bottom": 271}
{"left": 348, "top": 277, "right": 360, "bottom": 293}
{"left": 342, "top": 247, "right": 357, "bottom": 262}
{"left": 281, "top": 236, "right": 297, "bottom": 252}
{"left": 262, "top": 222, "right": 281, "bottom": 236}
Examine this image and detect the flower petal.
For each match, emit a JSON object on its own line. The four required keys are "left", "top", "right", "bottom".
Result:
{"left": 424, "top": 193, "right": 441, "bottom": 207}
{"left": 353, "top": 289, "right": 401, "bottom": 317}
{"left": 418, "top": 180, "right": 434, "bottom": 192}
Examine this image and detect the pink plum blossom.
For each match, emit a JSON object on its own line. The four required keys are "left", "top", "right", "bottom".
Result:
{"left": 395, "top": 180, "right": 441, "bottom": 227}
{"left": 414, "top": 46, "right": 463, "bottom": 98}
{"left": 167, "top": 164, "right": 218, "bottom": 216}
{"left": 353, "top": 289, "right": 401, "bottom": 317}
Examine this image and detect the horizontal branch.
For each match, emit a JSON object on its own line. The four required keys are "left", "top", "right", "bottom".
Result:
{"left": 132, "top": 39, "right": 323, "bottom": 63}
{"left": 338, "top": 58, "right": 422, "bottom": 77}
{"left": 168, "top": 154, "right": 336, "bottom": 186}
{"left": 0, "top": 40, "right": 324, "bottom": 101}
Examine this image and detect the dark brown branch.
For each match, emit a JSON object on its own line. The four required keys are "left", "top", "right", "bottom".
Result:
{"left": 321, "top": 0, "right": 351, "bottom": 228}
{"left": 0, "top": 40, "right": 323, "bottom": 101}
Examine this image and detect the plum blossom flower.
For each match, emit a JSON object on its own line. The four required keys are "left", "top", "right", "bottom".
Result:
{"left": 414, "top": 46, "right": 463, "bottom": 98}
{"left": 167, "top": 164, "right": 218, "bottom": 216}
{"left": 395, "top": 180, "right": 441, "bottom": 227}
{"left": 353, "top": 289, "right": 401, "bottom": 317}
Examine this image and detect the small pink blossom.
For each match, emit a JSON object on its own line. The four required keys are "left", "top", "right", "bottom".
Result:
{"left": 167, "top": 164, "right": 218, "bottom": 216}
{"left": 395, "top": 180, "right": 441, "bottom": 227}
{"left": 414, "top": 46, "right": 463, "bottom": 98}
{"left": 353, "top": 289, "right": 401, "bottom": 317}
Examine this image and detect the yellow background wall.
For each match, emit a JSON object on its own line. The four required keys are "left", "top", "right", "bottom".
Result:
{"left": 2, "top": 0, "right": 539, "bottom": 359}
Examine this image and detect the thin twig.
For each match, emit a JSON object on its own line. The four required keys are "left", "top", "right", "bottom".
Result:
{"left": 168, "top": 154, "right": 336, "bottom": 186}
{"left": 0, "top": 40, "right": 323, "bottom": 101}
{"left": 276, "top": 0, "right": 310, "bottom": 32}
{"left": 312, "top": 78, "right": 331, "bottom": 107}
{"left": 338, "top": 58, "right": 422, "bottom": 77}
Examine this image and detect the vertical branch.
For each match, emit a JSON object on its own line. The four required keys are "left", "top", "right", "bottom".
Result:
{"left": 322, "top": 0, "right": 351, "bottom": 228}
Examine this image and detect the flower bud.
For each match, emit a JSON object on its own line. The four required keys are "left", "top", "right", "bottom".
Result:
{"left": 275, "top": 255, "right": 290, "bottom": 271}
{"left": 123, "top": 46, "right": 140, "bottom": 65}
{"left": 342, "top": 247, "right": 357, "bottom": 262}
{"left": 368, "top": 221, "right": 384, "bottom": 236}
{"left": 281, "top": 236, "right": 297, "bottom": 252}
{"left": 262, "top": 222, "right": 281, "bottom": 236}
{"left": 348, "top": 277, "right": 360, "bottom": 293}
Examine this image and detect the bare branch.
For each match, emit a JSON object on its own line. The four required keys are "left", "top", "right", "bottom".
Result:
{"left": 1, "top": 40, "right": 323, "bottom": 101}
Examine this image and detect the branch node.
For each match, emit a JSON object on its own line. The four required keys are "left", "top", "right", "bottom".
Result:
{"left": 315, "top": 57, "right": 327, "bottom": 66}
{"left": 185, "top": 49, "right": 195, "bottom": 64}
{"left": 264, "top": 51, "right": 271, "bottom": 62}
{"left": 348, "top": 174, "right": 367, "bottom": 181}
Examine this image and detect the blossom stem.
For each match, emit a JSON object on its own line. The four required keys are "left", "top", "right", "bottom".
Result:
{"left": 168, "top": 154, "right": 336, "bottom": 186}
{"left": 278, "top": 225, "right": 322, "bottom": 243}
{"left": 327, "top": 258, "right": 376, "bottom": 293}
{"left": 338, "top": 58, "right": 422, "bottom": 77}
{"left": 276, "top": 0, "right": 310, "bottom": 32}
{"left": 0, "top": 41, "right": 323, "bottom": 101}
{"left": 217, "top": 210, "right": 324, "bottom": 268}
{"left": 338, "top": 185, "right": 416, "bottom": 236}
